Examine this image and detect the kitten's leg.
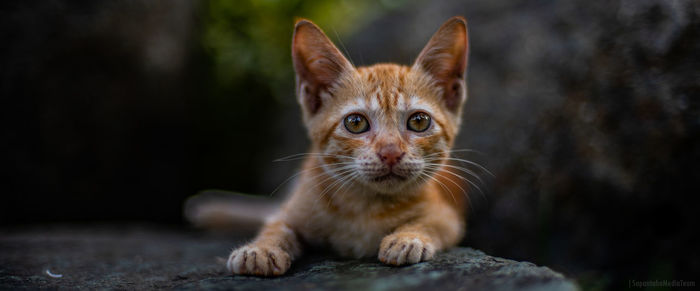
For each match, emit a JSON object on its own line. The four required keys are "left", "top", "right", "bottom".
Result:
{"left": 227, "top": 219, "right": 301, "bottom": 276}
{"left": 378, "top": 205, "right": 463, "bottom": 266}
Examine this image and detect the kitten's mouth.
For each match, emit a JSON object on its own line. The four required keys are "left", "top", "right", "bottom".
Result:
{"left": 372, "top": 173, "right": 407, "bottom": 182}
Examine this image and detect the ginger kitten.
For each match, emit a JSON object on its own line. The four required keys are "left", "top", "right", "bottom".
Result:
{"left": 228, "top": 16, "right": 470, "bottom": 276}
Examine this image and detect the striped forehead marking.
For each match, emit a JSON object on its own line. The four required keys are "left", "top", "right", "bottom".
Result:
{"left": 337, "top": 93, "right": 436, "bottom": 117}
{"left": 396, "top": 92, "right": 407, "bottom": 110}
{"left": 369, "top": 94, "right": 381, "bottom": 111}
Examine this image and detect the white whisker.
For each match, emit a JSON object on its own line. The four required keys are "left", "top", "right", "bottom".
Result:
{"left": 316, "top": 169, "right": 358, "bottom": 207}
{"left": 420, "top": 172, "right": 458, "bottom": 204}
{"left": 326, "top": 172, "right": 360, "bottom": 207}
{"left": 269, "top": 162, "right": 354, "bottom": 197}
{"left": 424, "top": 162, "right": 485, "bottom": 185}
{"left": 437, "top": 157, "right": 494, "bottom": 177}
{"left": 274, "top": 152, "right": 356, "bottom": 162}
{"left": 424, "top": 165, "right": 486, "bottom": 200}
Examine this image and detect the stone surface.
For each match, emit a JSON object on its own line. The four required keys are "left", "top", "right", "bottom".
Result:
{"left": 0, "top": 225, "right": 577, "bottom": 290}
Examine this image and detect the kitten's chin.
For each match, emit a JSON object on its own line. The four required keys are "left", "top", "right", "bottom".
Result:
{"left": 361, "top": 174, "right": 423, "bottom": 194}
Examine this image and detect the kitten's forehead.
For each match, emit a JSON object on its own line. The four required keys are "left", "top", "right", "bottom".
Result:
{"left": 338, "top": 93, "right": 430, "bottom": 116}
{"left": 338, "top": 64, "right": 439, "bottom": 116}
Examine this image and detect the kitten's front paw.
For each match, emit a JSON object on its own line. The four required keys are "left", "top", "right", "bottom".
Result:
{"left": 227, "top": 244, "right": 291, "bottom": 276}
{"left": 378, "top": 233, "right": 436, "bottom": 266}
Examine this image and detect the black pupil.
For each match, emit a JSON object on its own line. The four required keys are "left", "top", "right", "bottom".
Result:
{"left": 414, "top": 114, "right": 426, "bottom": 123}
{"left": 348, "top": 115, "right": 362, "bottom": 126}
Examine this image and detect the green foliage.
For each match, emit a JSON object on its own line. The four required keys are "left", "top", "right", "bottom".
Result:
{"left": 201, "top": 0, "right": 408, "bottom": 102}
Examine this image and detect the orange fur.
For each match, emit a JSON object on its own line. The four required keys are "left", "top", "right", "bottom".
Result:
{"left": 227, "top": 16, "right": 470, "bottom": 276}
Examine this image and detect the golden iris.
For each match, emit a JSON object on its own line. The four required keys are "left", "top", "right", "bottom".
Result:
{"left": 344, "top": 114, "right": 370, "bottom": 133}
{"left": 407, "top": 112, "right": 431, "bottom": 132}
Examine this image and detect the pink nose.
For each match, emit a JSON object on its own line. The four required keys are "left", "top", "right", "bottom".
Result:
{"left": 378, "top": 144, "right": 405, "bottom": 168}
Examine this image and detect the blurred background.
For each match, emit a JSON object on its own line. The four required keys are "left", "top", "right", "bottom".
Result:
{"left": 2, "top": 0, "right": 698, "bottom": 289}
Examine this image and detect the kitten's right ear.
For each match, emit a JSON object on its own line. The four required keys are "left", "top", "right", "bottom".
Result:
{"left": 413, "top": 16, "right": 469, "bottom": 113}
{"left": 292, "top": 19, "right": 353, "bottom": 116}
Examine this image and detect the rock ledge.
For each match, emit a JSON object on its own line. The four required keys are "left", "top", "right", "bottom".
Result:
{"left": 0, "top": 226, "right": 577, "bottom": 290}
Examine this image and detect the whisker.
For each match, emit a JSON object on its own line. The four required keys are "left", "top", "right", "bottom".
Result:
{"left": 425, "top": 171, "right": 474, "bottom": 211}
{"left": 310, "top": 168, "right": 356, "bottom": 210}
{"left": 431, "top": 171, "right": 469, "bottom": 203}
{"left": 332, "top": 28, "right": 355, "bottom": 67}
{"left": 424, "top": 148, "right": 485, "bottom": 158}
{"left": 269, "top": 162, "right": 354, "bottom": 196}
{"left": 307, "top": 166, "right": 357, "bottom": 194}
{"left": 419, "top": 171, "right": 455, "bottom": 203}
{"left": 424, "top": 165, "right": 486, "bottom": 200}
{"left": 312, "top": 166, "right": 356, "bottom": 192}
{"left": 274, "top": 152, "right": 356, "bottom": 162}
{"left": 441, "top": 158, "right": 494, "bottom": 177}
{"left": 325, "top": 172, "right": 360, "bottom": 207}
{"left": 335, "top": 172, "right": 359, "bottom": 195}
{"left": 303, "top": 168, "right": 354, "bottom": 227}
{"left": 316, "top": 170, "right": 358, "bottom": 207}
{"left": 434, "top": 172, "right": 467, "bottom": 194}
{"left": 424, "top": 163, "right": 485, "bottom": 185}
{"left": 425, "top": 157, "right": 494, "bottom": 178}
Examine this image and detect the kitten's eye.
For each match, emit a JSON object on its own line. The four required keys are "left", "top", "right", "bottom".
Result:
{"left": 407, "top": 112, "right": 431, "bottom": 132}
{"left": 344, "top": 114, "right": 370, "bottom": 134}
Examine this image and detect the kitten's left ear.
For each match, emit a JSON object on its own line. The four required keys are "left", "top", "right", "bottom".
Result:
{"left": 412, "top": 16, "right": 469, "bottom": 112}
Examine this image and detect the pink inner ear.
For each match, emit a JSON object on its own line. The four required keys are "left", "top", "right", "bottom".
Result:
{"left": 292, "top": 20, "right": 353, "bottom": 115}
{"left": 413, "top": 17, "right": 469, "bottom": 112}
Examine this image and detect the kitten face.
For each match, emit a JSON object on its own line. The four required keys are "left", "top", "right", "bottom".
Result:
{"left": 310, "top": 66, "right": 458, "bottom": 194}
{"left": 292, "top": 18, "right": 468, "bottom": 195}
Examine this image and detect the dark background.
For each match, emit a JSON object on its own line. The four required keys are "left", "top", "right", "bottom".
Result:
{"left": 2, "top": 0, "right": 699, "bottom": 289}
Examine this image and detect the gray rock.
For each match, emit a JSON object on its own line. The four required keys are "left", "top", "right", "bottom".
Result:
{"left": 0, "top": 225, "right": 577, "bottom": 290}
{"left": 185, "top": 248, "right": 578, "bottom": 291}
